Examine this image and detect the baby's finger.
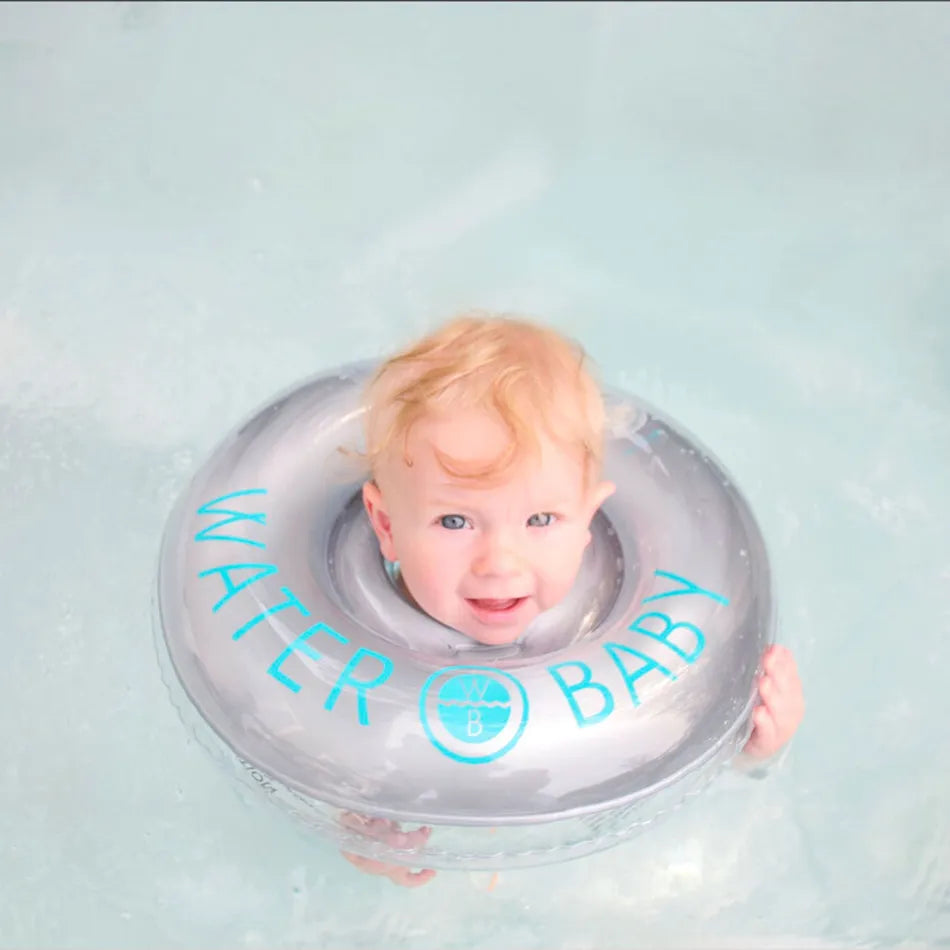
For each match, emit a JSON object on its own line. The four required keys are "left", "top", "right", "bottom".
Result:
{"left": 758, "top": 672, "right": 781, "bottom": 710}
{"left": 383, "top": 825, "right": 432, "bottom": 849}
{"left": 339, "top": 812, "right": 392, "bottom": 837}
{"left": 762, "top": 668, "right": 805, "bottom": 728}
{"left": 746, "top": 704, "right": 778, "bottom": 757}
{"left": 777, "top": 687, "right": 805, "bottom": 730}
{"left": 764, "top": 646, "right": 798, "bottom": 690}
{"left": 761, "top": 677, "right": 803, "bottom": 732}
{"left": 368, "top": 818, "right": 396, "bottom": 838}
{"left": 341, "top": 851, "right": 390, "bottom": 875}
{"left": 342, "top": 852, "right": 436, "bottom": 888}
{"left": 340, "top": 814, "right": 422, "bottom": 847}
{"left": 389, "top": 867, "right": 437, "bottom": 888}
{"left": 339, "top": 811, "right": 369, "bottom": 832}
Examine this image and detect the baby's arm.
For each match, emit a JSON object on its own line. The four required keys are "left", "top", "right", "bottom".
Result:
{"left": 737, "top": 644, "right": 804, "bottom": 765}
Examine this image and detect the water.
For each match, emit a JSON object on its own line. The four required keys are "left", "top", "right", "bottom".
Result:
{"left": 1, "top": 2, "right": 948, "bottom": 947}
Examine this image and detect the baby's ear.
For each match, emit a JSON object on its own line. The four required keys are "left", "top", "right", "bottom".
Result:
{"left": 582, "top": 480, "right": 615, "bottom": 548}
{"left": 588, "top": 480, "right": 616, "bottom": 516}
{"left": 362, "top": 481, "right": 398, "bottom": 562}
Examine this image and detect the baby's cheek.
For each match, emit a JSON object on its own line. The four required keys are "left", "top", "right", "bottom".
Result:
{"left": 419, "top": 545, "right": 465, "bottom": 590}
{"left": 563, "top": 542, "right": 592, "bottom": 594}
{"left": 555, "top": 534, "right": 588, "bottom": 575}
{"left": 539, "top": 558, "right": 586, "bottom": 606}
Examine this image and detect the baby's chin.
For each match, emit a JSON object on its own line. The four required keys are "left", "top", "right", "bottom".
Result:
{"left": 445, "top": 600, "right": 541, "bottom": 646}
{"left": 456, "top": 624, "right": 527, "bottom": 646}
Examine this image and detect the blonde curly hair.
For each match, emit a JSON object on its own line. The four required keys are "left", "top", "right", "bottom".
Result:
{"left": 362, "top": 311, "right": 606, "bottom": 484}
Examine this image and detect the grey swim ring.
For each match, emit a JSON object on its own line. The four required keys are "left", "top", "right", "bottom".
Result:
{"left": 155, "top": 360, "right": 774, "bottom": 870}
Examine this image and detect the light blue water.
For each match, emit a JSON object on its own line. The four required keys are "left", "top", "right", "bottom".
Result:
{"left": 1, "top": 3, "right": 948, "bottom": 947}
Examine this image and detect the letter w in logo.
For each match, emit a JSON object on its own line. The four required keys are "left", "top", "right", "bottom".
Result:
{"left": 459, "top": 674, "right": 492, "bottom": 704}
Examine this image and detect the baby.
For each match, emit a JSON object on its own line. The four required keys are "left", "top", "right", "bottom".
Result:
{"left": 346, "top": 311, "right": 804, "bottom": 887}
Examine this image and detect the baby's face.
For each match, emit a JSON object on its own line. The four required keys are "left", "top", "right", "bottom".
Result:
{"left": 363, "top": 408, "right": 614, "bottom": 645}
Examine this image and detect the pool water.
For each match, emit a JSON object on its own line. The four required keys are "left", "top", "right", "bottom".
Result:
{"left": 1, "top": 3, "right": 948, "bottom": 947}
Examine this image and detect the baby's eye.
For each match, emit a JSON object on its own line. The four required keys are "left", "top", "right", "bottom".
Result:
{"left": 527, "top": 512, "right": 556, "bottom": 528}
{"left": 439, "top": 514, "right": 469, "bottom": 530}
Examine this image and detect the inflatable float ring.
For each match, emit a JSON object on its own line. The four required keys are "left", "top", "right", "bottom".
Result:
{"left": 155, "top": 361, "right": 774, "bottom": 870}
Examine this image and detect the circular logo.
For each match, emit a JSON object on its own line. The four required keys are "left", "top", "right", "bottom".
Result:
{"left": 419, "top": 666, "right": 529, "bottom": 764}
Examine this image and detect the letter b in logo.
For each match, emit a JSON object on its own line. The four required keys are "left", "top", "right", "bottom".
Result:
{"left": 437, "top": 673, "right": 510, "bottom": 744}
{"left": 420, "top": 666, "right": 529, "bottom": 764}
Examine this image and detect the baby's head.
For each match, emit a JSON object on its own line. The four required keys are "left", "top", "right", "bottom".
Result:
{"left": 361, "top": 312, "right": 615, "bottom": 645}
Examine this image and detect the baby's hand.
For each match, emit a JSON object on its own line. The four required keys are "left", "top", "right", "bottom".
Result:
{"left": 339, "top": 813, "right": 436, "bottom": 888}
{"left": 742, "top": 645, "right": 804, "bottom": 760}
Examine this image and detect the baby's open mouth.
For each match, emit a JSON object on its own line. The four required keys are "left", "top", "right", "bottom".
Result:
{"left": 466, "top": 597, "right": 526, "bottom": 613}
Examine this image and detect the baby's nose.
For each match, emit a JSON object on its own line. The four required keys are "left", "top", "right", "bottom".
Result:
{"left": 471, "top": 533, "right": 525, "bottom": 577}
